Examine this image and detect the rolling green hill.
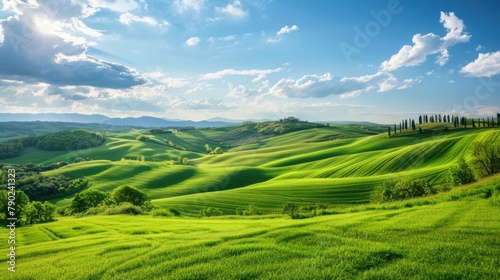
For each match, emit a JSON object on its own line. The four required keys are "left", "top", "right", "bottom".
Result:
{"left": 12, "top": 122, "right": 493, "bottom": 216}
{"left": 1, "top": 121, "right": 499, "bottom": 279}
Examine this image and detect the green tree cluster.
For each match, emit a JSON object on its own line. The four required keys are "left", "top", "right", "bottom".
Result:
{"left": 36, "top": 129, "right": 105, "bottom": 151}
{"left": 69, "top": 185, "right": 151, "bottom": 216}
{"left": 199, "top": 207, "right": 223, "bottom": 217}
{"left": 370, "top": 178, "right": 437, "bottom": 203}
{"left": 0, "top": 190, "right": 56, "bottom": 225}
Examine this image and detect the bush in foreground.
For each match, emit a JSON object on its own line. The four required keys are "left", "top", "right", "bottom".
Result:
{"left": 371, "top": 178, "right": 437, "bottom": 203}
{"left": 200, "top": 207, "right": 223, "bottom": 217}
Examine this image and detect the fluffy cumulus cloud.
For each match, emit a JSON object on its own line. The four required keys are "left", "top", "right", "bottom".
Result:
{"left": 277, "top": 25, "right": 299, "bottom": 36}
{"left": 380, "top": 12, "right": 470, "bottom": 71}
{"left": 216, "top": 0, "right": 247, "bottom": 19}
{"left": 460, "top": 51, "right": 500, "bottom": 77}
{"left": 174, "top": 0, "right": 204, "bottom": 14}
{"left": 185, "top": 36, "right": 200, "bottom": 46}
{"left": 267, "top": 71, "right": 411, "bottom": 99}
{"left": 0, "top": 0, "right": 146, "bottom": 88}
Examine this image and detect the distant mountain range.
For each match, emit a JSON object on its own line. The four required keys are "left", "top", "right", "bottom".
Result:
{"left": 0, "top": 113, "right": 240, "bottom": 128}
{"left": 0, "top": 113, "right": 382, "bottom": 128}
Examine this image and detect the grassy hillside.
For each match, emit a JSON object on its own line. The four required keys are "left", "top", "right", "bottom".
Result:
{"left": 33, "top": 125, "right": 500, "bottom": 216}
{"left": 1, "top": 176, "right": 498, "bottom": 279}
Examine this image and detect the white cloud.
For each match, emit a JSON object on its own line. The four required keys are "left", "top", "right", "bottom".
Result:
{"left": 71, "top": 18, "right": 103, "bottom": 37}
{"left": 185, "top": 36, "right": 200, "bottom": 46}
{"left": 460, "top": 51, "right": 500, "bottom": 77}
{"left": 268, "top": 24, "right": 299, "bottom": 43}
{"left": 174, "top": 0, "right": 204, "bottom": 14}
{"left": 88, "top": 0, "right": 139, "bottom": 13}
{"left": 475, "top": 45, "right": 484, "bottom": 52}
{"left": 216, "top": 0, "right": 247, "bottom": 19}
{"left": 228, "top": 85, "right": 257, "bottom": 98}
{"left": 380, "top": 12, "right": 470, "bottom": 71}
{"left": 201, "top": 68, "right": 283, "bottom": 80}
{"left": 397, "top": 79, "right": 417, "bottom": 90}
{"left": 119, "top": 12, "right": 167, "bottom": 26}
{"left": 269, "top": 71, "right": 411, "bottom": 99}
{"left": 277, "top": 25, "right": 298, "bottom": 36}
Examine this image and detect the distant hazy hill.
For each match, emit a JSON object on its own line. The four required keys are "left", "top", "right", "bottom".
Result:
{"left": 0, "top": 113, "right": 237, "bottom": 128}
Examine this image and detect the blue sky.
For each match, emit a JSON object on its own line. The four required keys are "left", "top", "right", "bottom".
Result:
{"left": 0, "top": 0, "right": 499, "bottom": 123}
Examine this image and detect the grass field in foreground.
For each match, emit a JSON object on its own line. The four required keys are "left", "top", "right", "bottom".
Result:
{"left": 1, "top": 177, "right": 499, "bottom": 279}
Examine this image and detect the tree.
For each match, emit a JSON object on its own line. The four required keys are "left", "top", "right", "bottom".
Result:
{"left": 394, "top": 178, "right": 435, "bottom": 199}
{"left": 112, "top": 185, "right": 147, "bottom": 206}
{"left": 204, "top": 144, "right": 212, "bottom": 154}
{"left": 182, "top": 157, "right": 189, "bottom": 165}
{"left": 388, "top": 127, "right": 391, "bottom": 137}
{"left": 448, "top": 157, "right": 476, "bottom": 186}
{"left": 71, "top": 189, "right": 109, "bottom": 213}
{"left": 469, "top": 141, "right": 500, "bottom": 178}
{"left": 282, "top": 203, "right": 299, "bottom": 218}
{"left": 42, "top": 201, "right": 56, "bottom": 222}
{"left": 411, "top": 119, "right": 416, "bottom": 130}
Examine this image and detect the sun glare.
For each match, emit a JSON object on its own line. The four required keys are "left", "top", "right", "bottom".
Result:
{"left": 34, "top": 16, "right": 61, "bottom": 35}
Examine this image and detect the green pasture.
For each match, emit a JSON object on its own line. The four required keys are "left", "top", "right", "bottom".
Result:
{"left": 1, "top": 177, "right": 499, "bottom": 279}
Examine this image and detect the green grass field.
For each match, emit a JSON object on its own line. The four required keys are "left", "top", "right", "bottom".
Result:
{"left": 1, "top": 122, "right": 499, "bottom": 279}
{"left": 1, "top": 176, "right": 499, "bottom": 279}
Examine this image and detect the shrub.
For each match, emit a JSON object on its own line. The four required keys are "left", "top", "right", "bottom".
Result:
{"left": 236, "top": 203, "right": 262, "bottom": 216}
{"left": 103, "top": 203, "right": 143, "bottom": 215}
{"left": 151, "top": 209, "right": 174, "bottom": 217}
{"left": 448, "top": 157, "right": 476, "bottom": 186}
{"left": 199, "top": 207, "right": 223, "bottom": 217}
{"left": 141, "top": 201, "right": 157, "bottom": 213}
{"left": 371, "top": 178, "right": 437, "bottom": 203}
{"left": 282, "top": 203, "right": 299, "bottom": 218}
{"left": 73, "top": 157, "right": 86, "bottom": 163}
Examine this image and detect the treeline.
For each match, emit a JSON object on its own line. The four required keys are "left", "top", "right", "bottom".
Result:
{"left": 0, "top": 164, "right": 89, "bottom": 201}
{"left": 0, "top": 129, "right": 105, "bottom": 160}
{"left": 388, "top": 113, "right": 500, "bottom": 136}
{"left": 36, "top": 129, "right": 105, "bottom": 151}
